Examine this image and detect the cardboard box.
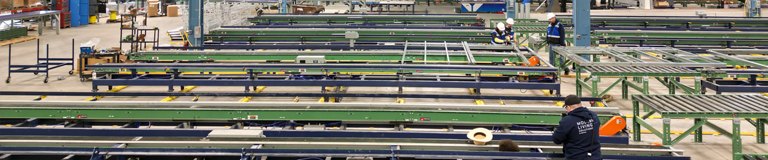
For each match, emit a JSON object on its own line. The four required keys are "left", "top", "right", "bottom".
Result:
{"left": 12, "top": 0, "right": 25, "bottom": 7}
{"left": 0, "top": 0, "right": 11, "bottom": 9}
{"left": 167, "top": 5, "right": 179, "bottom": 17}
{"left": 26, "top": 0, "right": 42, "bottom": 6}
{"left": 147, "top": 2, "right": 159, "bottom": 17}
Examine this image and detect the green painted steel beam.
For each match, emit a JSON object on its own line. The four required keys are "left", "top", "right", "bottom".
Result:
{"left": 559, "top": 16, "right": 768, "bottom": 29}
{"left": 249, "top": 14, "right": 485, "bottom": 25}
{"left": 0, "top": 107, "right": 615, "bottom": 126}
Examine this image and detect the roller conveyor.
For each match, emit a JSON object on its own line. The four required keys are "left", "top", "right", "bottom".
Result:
{"left": 584, "top": 66, "right": 698, "bottom": 74}
{"left": 552, "top": 47, "right": 722, "bottom": 98}
{"left": 633, "top": 95, "right": 768, "bottom": 114}
{"left": 632, "top": 95, "right": 767, "bottom": 160}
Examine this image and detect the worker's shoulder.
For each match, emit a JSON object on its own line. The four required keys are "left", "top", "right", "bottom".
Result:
{"left": 559, "top": 115, "right": 580, "bottom": 124}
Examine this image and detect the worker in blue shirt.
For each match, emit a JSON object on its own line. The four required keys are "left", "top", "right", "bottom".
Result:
{"left": 492, "top": 22, "right": 509, "bottom": 45}
{"left": 546, "top": 13, "right": 566, "bottom": 67}
{"left": 553, "top": 95, "right": 602, "bottom": 160}
{"left": 504, "top": 18, "right": 517, "bottom": 46}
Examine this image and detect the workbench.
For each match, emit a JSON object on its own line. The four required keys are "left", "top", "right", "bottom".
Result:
{"left": 0, "top": 10, "right": 60, "bottom": 36}
{"left": 632, "top": 94, "right": 768, "bottom": 160}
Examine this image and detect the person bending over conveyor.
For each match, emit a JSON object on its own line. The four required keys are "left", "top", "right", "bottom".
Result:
{"left": 492, "top": 22, "right": 510, "bottom": 45}
{"left": 504, "top": 18, "right": 518, "bottom": 47}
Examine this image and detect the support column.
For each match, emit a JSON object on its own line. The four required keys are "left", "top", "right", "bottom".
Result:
{"left": 633, "top": 100, "right": 641, "bottom": 142}
{"left": 694, "top": 118, "right": 704, "bottom": 143}
{"left": 758, "top": 118, "right": 765, "bottom": 144}
{"left": 506, "top": 0, "right": 515, "bottom": 18}
{"left": 187, "top": 0, "right": 203, "bottom": 46}
{"left": 746, "top": 0, "right": 761, "bottom": 17}
{"left": 642, "top": 76, "right": 650, "bottom": 112}
{"left": 662, "top": 118, "right": 671, "bottom": 145}
{"left": 591, "top": 76, "right": 599, "bottom": 97}
{"left": 694, "top": 77, "right": 702, "bottom": 95}
{"left": 667, "top": 77, "right": 676, "bottom": 95}
{"left": 575, "top": 67, "right": 582, "bottom": 97}
{"left": 572, "top": 0, "right": 591, "bottom": 47}
{"left": 621, "top": 77, "right": 628, "bottom": 99}
{"left": 733, "top": 119, "right": 742, "bottom": 160}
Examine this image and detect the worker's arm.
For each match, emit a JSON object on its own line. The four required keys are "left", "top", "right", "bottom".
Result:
{"left": 493, "top": 32, "right": 506, "bottom": 44}
{"left": 558, "top": 23, "right": 566, "bottom": 45}
{"left": 553, "top": 117, "right": 572, "bottom": 144}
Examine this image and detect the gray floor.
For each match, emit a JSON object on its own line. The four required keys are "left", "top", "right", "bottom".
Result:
{"left": 0, "top": 5, "right": 766, "bottom": 160}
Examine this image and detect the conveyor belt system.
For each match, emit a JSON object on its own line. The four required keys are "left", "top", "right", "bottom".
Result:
{"left": 248, "top": 14, "right": 484, "bottom": 25}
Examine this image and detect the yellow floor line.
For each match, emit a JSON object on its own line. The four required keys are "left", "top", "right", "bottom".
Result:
{"left": 161, "top": 86, "right": 197, "bottom": 102}
{"left": 85, "top": 86, "right": 128, "bottom": 101}
{"left": 239, "top": 86, "right": 266, "bottom": 102}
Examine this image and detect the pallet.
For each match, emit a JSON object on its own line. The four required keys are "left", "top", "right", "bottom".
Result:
{"left": 0, "top": 36, "right": 38, "bottom": 46}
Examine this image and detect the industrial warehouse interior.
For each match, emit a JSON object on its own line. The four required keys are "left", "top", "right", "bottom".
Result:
{"left": 0, "top": 0, "right": 766, "bottom": 159}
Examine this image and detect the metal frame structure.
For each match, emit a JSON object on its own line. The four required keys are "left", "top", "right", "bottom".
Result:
{"left": 0, "top": 10, "right": 61, "bottom": 36}
{"left": 87, "top": 63, "right": 560, "bottom": 94}
{"left": 5, "top": 39, "right": 75, "bottom": 84}
{"left": 701, "top": 49, "right": 768, "bottom": 94}
{"left": 552, "top": 47, "right": 725, "bottom": 99}
{"left": 558, "top": 15, "right": 768, "bottom": 31}
{"left": 205, "top": 28, "right": 491, "bottom": 43}
{"left": 247, "top": 14, "right": 484, "bottom": 26}
{"left": 0, "top": 100, "right": 689, "bottom": 160}
{"left": 632, "top": 95, "right": 768, "bottom": 160}
{"left": 133, "top": 42, "right": 532, "bottom": 63}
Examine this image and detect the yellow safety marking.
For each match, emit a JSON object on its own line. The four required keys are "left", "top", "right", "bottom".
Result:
{"left": 293, "top": 97, "right": 300, "bottom": 102}
{"left": 468, "top": 88, "right": 485, "bottom": 105}
{"left": 498, "top": 100, "right": 505, "bottom": 105}
{"left": 646, "top": 52, "right": 658, "bottom": 57}
{"left": 698, "top": 54, "right": 713, "bottom": 57}
{"left": 595, "top": 102, "right": 606, "bottom": 107}
{"left": 161, "top": 86, "right": 197, "bottom": 102}
{"left": 85, "top": 86, "right": 128, "bottom": 101}
{"left": 239, "top": 86, "right": 267, "bottom": 102}
{"left": 555, "top": 101, "right": 565, "bottom": 107}
{"left": 33, "top": 95, "right": 47, "bottom": 101}
{"left": 318, "top": 97, "right": 326, "bottom": 103}
{"left": 4, "top": 124, "right": 11, "bottom": 127}
{"left": 751, "top": 54, "right": 764, "bottom": 56}
{"left": 191, "top": 96, "right": 200, "bottom": 102}
{"left": 474, "top": 99, "right": 485, "bottom": 105}
{"left": 396, "top": 98, "right": 405, "bottom": 104}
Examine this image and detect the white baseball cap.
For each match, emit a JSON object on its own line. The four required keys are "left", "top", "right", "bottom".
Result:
{"left": 546, "top": 13, "right": 556, "bottom": 20}
{"left": 496, "top": 22, "right": 505, "bottom": 30}
{"left": 506, "top": 18, "right": 515, "bottom": 25}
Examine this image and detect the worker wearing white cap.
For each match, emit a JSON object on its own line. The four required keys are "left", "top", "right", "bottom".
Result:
{"left": 491, "top": 22, "right": 508, "bottom": 45}
{"left": 504, "top": 18, "right": 517, "bottom": 46}
{"left": 546, "top": 13, "right": 565, "bottom": 67}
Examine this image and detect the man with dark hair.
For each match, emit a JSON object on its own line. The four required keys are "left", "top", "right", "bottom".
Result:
{"left": 498, "top": 139, "right": 520, "bottom": 152}
{"left": 553, "top": 95, "right": 602, "bottom": 159}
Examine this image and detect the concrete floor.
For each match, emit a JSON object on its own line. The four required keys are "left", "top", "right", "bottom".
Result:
{"left": 0, "top": 4, "right": 766, "bottom": 160}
